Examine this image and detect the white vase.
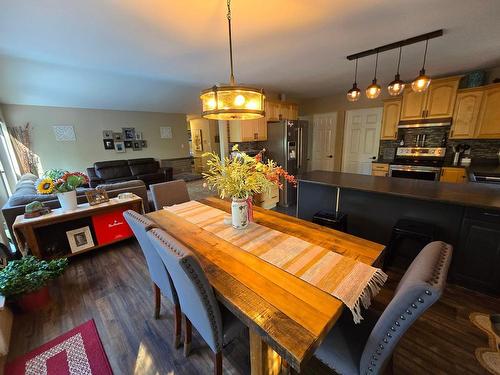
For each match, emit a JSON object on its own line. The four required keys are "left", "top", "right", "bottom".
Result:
{"left": 231, "top": 197, "right": 249, "bottom": 229}
{"left": 57, "top": 190, "right": 78, "bottom": 212}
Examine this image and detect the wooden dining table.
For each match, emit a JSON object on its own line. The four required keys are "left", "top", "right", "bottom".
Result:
{"left": 147, "top": 197, "right": 385, "bottom": 374}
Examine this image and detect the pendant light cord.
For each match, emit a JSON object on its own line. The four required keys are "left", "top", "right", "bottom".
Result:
{"left": 227, "top": 0, "right": 235, "bottom": 85}
{"left": 396, "top": 46, "right": 402, "bottom": 74}
{"left": 373, "top": 51, "right": 379, "bottom": 81}
{"left": 421, "top": 39, "right": 429, "bottom": 70}
{"left": 353, "top": 58, "right": 358, "bottom": 84}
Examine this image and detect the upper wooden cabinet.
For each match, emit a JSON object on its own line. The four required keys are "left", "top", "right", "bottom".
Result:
{"left": 400, "top": 76, "right": 461, "bottom": 121}
{"left": 265, "top": 101, "right": 299, "bottom": 121}
{"left": 229, "top": 117, "right": 267, "bottom": 142}
{"left": 450, "top": 88, "right": 483, "bottom": 139}
{"left": 476, "top": 84, "right": 500, "bottom": 139}
{"left": 380, "top": 99, "right": 401, "bottom": 140}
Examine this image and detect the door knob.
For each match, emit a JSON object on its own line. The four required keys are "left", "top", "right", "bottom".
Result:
{"left": 328, "top": 155, "right": 333, "bottom": 158}
{"left": 370, "top": 156, "right": 377, "bottom": 160}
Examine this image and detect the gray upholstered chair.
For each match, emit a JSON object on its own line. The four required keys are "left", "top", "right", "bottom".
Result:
{"left": 150, "top": 180, "right": 190, "bottom": 210}
{"left": 123, "top": 210, "right": 182, "bottom": 348}
{"left": 314, "top": 241, "right": 453, "bottom": 375}
{"left": 147, "top": 228, "right": 245, "bottom": 375}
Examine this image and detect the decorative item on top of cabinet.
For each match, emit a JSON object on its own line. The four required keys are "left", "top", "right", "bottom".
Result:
{"left": 371, "top": 163, "right": 389, "bottom": 177}
{"left": 440, "top": 167, "right": 467, "bottom": 183}
{"left": 450, "top": 88, "right": 484, "bottom": 139}
{"left": 380, "top": 99, "right": 401, "bottom": 140}
{"left": 400, "top": 76, "right": 461, "bottom": 121}
{"left": 475, "top": 83, "right": 500, "bottom": 139}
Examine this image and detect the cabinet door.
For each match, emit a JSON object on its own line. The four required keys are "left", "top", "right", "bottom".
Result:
{"left": 241, "top": 120, "right": 258, "bottom": 141}
{"left": 439, "top": 167, "right": 467, "bottom": 183}
{"left": 476, "top": 85, "right": 500, "bottom": 139}
{"left": 450, "top": 90, "right": 483, "bottom": 139}
{"left": 380, "top": 99, "right": 401, "bottom": 140}
{"left": 400, "top": 88, "right": 427, "bottom": 120}
{"left": 454, "top": 215, "right": 500, "bottom": 294}
{"left": 425, "top": 77, "right": 460, "bottom": 118}
{"left": 265, "top": 101, "right": 280, "bottom": 121}
{"left": 256, "top": 117, "right": 267, "bottom": 141}
{"left": 288, "top": 104, "right": 299, "bottom": 120}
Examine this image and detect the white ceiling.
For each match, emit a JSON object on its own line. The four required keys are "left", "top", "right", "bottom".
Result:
{"left": 1, "top": 0, "right": 500, "bottom": 113}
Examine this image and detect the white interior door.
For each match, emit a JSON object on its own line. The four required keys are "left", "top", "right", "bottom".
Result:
{"left": 342, "top": 108, "right": 382, "bottom": 175}
{"left": 311, "top": 112, "right": 337, "bottom": 171}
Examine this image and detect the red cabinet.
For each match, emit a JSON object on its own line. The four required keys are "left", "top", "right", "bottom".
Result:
{"left": 92, "top": 208, "right": 133, "bottom": 245}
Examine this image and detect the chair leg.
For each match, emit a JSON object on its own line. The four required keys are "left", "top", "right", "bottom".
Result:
{"left": 173, "top": 303, "right": 182, "bottom": 348}
{"left": 183, "top": 315, "right": 192, "bottom": 357}
{"left": 385, "top": 354, "right": 394, "bottom": 375}
{"left": 213, "top": 351, "right": 222, "bottom": 375}
{"left": 153, "top": 283, "right": 161, "bottom": 319}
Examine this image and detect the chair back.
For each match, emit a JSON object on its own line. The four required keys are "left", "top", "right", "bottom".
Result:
{"left": 360, "top": 241, "right": 453, "bottom": 374}
{"left": 150, "top": 180, "right": 190, "bottom": 210}
{"left": 123, "top": 210, "right": 177, "bottom": 303}
{"left": 147, "top": 228, "right": 223, "bottom": 353}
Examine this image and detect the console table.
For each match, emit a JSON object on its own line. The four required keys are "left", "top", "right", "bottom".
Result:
{"left": 13, "top": 195, "right": 143, "bottom": 259}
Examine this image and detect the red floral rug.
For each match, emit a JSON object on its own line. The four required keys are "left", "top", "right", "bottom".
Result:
{"left": 6, "top": 319, "right": 113, "bottom": 375}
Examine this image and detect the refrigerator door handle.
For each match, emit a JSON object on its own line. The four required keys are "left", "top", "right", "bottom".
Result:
{"left": 297, "top": 127, "right": 302, "bottom": 169}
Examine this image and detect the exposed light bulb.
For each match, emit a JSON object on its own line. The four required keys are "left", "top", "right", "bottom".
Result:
{"left": 234, "top": 94, "right": 246, "bottom": 106}
{"left": 388, "top": 74, "right": 405, "bottom": 96}
{"left": 366, "top": 80, "right": 381, "bottom": 99}
{"left": 207, "top": 98, "right": 217, "bottom": 109}
{"left": 411, "top": 69, "right": 431, "bottom": 93}
{"left": 246, "top": 100, "right": 258, "bottom": 109}
{"left": 346, "top": 83, "right": 361, "bottom": 102}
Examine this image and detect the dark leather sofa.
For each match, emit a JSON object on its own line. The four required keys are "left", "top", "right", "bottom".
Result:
{"left": 87, "top": 158, "right": 173, "bottom": 188}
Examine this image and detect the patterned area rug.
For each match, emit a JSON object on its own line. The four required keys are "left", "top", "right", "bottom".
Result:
{"left": 470, "top": 313, "right": 500, "bottom": 375}
{"left": 6, "top": 320, "right": 113, "bottom": 375}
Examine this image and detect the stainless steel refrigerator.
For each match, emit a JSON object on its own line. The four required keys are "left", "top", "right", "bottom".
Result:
{"left": 262, "top": 120, "right": 308, "bottom": 207}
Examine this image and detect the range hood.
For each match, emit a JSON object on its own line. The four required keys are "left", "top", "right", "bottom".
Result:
{"left": 398, "top": 117, "right": 452, "bottom": 129}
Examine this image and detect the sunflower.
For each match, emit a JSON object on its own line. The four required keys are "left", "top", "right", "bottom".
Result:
{"left": 36, "top": 178, "right": 55, "bottom": 194}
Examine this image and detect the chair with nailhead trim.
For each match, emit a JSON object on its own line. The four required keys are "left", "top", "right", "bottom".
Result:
{"left": 123, "top": 210, "right": 182, "bottom": 348}
{"left": 314, "top": 241, "right": 453, "bottom": 375}
{"left": 147, "top": 228, "right": 245, "bottom": 375}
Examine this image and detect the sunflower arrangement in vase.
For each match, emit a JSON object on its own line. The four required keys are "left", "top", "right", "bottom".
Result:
{"left": 203, "top": 145, "right": 296, "bottom": 229}
{"left": 36, "top": 172, "right": 89, "bottom": 212}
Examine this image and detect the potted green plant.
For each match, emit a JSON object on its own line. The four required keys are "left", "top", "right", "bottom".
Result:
{"left": 37, "top": 171, "right": 88, "bottom": 212}
{"left": 0, "top": 256, "right": 68, "bottom": 312}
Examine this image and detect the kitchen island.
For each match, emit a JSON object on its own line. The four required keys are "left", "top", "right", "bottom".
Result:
{"left": 297, "top": 171, "right": 500, "bottom": 294}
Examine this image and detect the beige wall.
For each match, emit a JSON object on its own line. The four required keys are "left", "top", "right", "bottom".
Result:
{"left": 1, "top": 104, "right": 190, "bottom": 173}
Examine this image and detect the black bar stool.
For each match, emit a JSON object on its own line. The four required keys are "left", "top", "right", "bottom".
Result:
{"left": 312, "top": 210, "right": 348, "bottom": 232}
{"left": 384, "top": 218, "right": 437, "bottom": 269}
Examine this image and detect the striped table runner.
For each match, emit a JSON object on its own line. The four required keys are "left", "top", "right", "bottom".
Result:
{"left": 166, "top": 201, "right": 387, "bottom": 323}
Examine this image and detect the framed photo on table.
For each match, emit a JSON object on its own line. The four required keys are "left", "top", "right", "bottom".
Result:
{"left": 66, "top": 226, "right": 94, "bottom": 253}
{"left": 85, "top": 188, "right": 109, "bottom": 206}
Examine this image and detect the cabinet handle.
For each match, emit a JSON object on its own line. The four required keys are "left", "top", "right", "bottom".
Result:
{"left": 394, "top": 131, "right": 397, "bottom": 138}
{"left": 482, "top": 212, "right": 500, "bottom": 218}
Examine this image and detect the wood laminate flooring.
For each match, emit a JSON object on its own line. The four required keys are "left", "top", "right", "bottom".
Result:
{"left": 8, "top": 239, "right": 499, "bottom": 374}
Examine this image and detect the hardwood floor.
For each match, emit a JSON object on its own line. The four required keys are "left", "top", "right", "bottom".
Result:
{"left": 8, "top": 239, "right": 499, "bottom": 374}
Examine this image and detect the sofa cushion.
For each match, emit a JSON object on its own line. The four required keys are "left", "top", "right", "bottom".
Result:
{"left": 128, "top": 158, "right": 159, "bottom": 175}
{"left": 96, "top": 180, "right": 145, "bottom": 191}
{"left": 15, "top": 180, "right": 37, "bottom": 192}
{"left": 94, "top": 160, "right": 132, "bottom": 180}
{"left": 8, "top": 192, "right": 57, "bottom": 207}
{"left": 18, "top": 173, "right": 38, "bottom": 182}
{"left": 135, "top": 172, "right": 164, "bottom": 182}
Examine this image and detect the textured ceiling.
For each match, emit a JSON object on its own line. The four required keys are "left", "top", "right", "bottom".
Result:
{"left": 1, "top": 0, "right": 500, "bottom": 113}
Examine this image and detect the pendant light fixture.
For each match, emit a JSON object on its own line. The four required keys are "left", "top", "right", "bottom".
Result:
{"left": 346, "top": 58, "right": 361, "bottom": 102}
{"left": 388, "top": 46, "right": 405, "bottom": 96}
{"left": 365, "top": 51, "right": 381, "bottom": 99}
{"left": 411, "top": 39, "right": 431, "bottom": 93}
{"left": 200, "top": 0, "right": 265, "bottom": 120}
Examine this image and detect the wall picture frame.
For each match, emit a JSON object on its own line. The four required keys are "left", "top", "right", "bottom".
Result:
{"left": 102, "top": 130, "right": 113, "bottom": 139}
{"left": 66, "top": 226, "right": 94, "bottom": 253}
{"left": 103, "top": 139, "right": 115, "bottom": 150}
{"left": 122, "top": 127, "right": 136, "bottom": 141}
{"left": 85, "top": 188, "right": 109, "bottom": 206}
{"left": 124, "top": 141, "right": 133, "bottom": 148}
{"left": 114, "top": 141, "right": 126, "bottom": 153}
{"left": 132, "top": 140, "right": 142, "bottom": 151}
{"left": 160, "top": 126, "right": 172, "bottom": 139}
{"left": 53, "top": 125, "right": 76, "bottom": 142}
{"left": 193, "top": 128, "right": 203, "bottom": 152}
{"left": 141, "top": 140, "right": 147, "bottom": 148}
{"left": 135, "top": 132, "right": 142, "bottom": 140}
{"left": 113, "top": 132, "right": 123, "bottom": 141}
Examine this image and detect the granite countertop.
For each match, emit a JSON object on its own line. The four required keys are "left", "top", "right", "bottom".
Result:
{"left": 298, "top": 170, "right": 500, "bottom": 211}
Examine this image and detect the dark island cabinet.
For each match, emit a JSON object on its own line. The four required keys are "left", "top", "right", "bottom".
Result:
{"left": 452, "top": 208, "right": 500, "bottom": 295}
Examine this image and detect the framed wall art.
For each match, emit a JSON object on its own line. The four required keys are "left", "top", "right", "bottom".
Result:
{"left": 122, "top": 127, "right": 136, "bottom": 141}
{"left": 103, "top": 139, "right": 115, "bottom": 150}
{"left": 102, "top": 130, "right": 113, "bottom": 139}
{"left": 53, "top": 125, "right": 76, "bottom": 142}
{"left": 114, "top": 141, "right": 126, "bottom": 153}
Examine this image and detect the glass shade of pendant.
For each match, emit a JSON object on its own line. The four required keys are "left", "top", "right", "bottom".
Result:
{"left": 366, "top": 79, "right": 381, "bottom": 99}
{"left": 200, "top": 85, "right": 265, "bottom": 120}
{"left": 388, "top": 74, "right": 405, "bottom": 96}
{"left": 411, "top": 69, "right": 431, "bottom": 93}
{"left": 346, "top": 83, "right": 361, "bottom": 102}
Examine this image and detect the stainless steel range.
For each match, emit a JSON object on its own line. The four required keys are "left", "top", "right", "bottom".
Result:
{"left": 389, "top": 147, "right": 446, "bottom": 181}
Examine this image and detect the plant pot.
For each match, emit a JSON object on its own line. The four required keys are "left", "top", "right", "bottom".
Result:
{"left": 57, "top": 190, "right": 78, "bottom": 212}
{"left": 16, "top": 286, "right": 51, "bottom": 313}
{"left": 231, "top": 197, "right": 249, "bottom": 229}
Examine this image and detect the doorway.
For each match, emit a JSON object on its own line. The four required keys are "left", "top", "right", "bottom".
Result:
{"left": 342, "top": 108, "right": 382, "bottom": 175}
{"left": 310, "top": 112, "right": 337, "bottom": 171}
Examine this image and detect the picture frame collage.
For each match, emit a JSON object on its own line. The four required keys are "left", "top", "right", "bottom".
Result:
{"left": 102, "top": 128, "right": 147, "bottom": 153}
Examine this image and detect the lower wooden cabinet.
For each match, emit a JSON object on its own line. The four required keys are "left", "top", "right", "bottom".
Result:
{"left": 439, "top": 167, "right": 467, "bottom": 183}
{"left": 371, "top": 163, "right": 389, "bottom": 177}
{"left": 452, "top": 209, "right": 500, "bottom": 294}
